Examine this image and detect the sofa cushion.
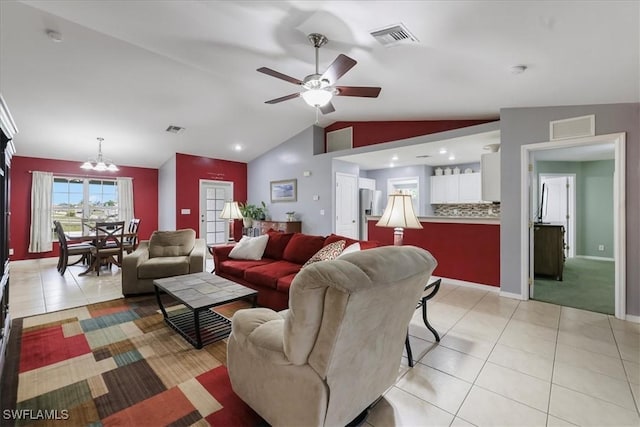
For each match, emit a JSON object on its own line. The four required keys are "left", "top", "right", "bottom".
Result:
{"left": 324, "top": 233, "right": 380, "bottom": 250}
{"left": 244, "top": 260, "right": 302, "bottom": 289}
{"left": 148, "top": 229, "right": 196, "bottom": 258}
{"left": 282, "top": 233, "right": 326, "bottom": 265}
{"left": 220, "top": 259, "right": 274, "bottom": 278}
{"left": 138, "top": 256, "right": 190, "bottom": 279}
{"left": 229, "top": 235, "right": 269, "bottom": 260}
{"left": 276, "top": 273, "right": 297, "bottom": 293}
{"left": 264, "top": 230, "right": 294, "bottom": 260}
{"left": 303, "top": 240, "right": 346, "bottom": 268}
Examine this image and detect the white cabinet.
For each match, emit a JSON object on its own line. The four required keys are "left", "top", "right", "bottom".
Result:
{"left": 458, "top": 173, "right": 482, "bottom": 203}
{"left": 430, "top": 173, "right": 482, "bottom": 204}
{"left": 358, "top": 177, "right": 376, "bottom": 190}
{"left": 481, "top": 152, "right": 500, "bottom": 202}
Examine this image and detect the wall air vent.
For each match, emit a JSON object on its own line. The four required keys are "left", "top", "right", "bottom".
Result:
{"left": 165, "top": 125, "right": 185, "bottom": 134}
{"left": 370, "top": 23, "right": 419, "bottom": 47}
{"left": 549, "top": 115, "right": 595, "bottom": 141}
{"left": 326, "top": 127, "right": 353, "bottom": 153}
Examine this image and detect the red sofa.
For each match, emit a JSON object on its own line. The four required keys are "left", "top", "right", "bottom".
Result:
{"left": 212, "top": 231, "right": 379, "bottom": 310}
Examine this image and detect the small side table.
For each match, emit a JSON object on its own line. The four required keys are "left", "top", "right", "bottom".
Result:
{"left": 405, "top": 278, "right": 442, "bottom": 367}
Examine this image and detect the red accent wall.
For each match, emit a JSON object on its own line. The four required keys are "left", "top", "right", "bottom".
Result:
{"left": 175, "top": 153, "right": 247, "bottom": 240}
{"left": 10, "top": 156, "right": 158, "bottom": 261}
{"left": 325, "top": 120, "right": 497, "bottom": 150}
{"left": 368, "top": 220, "right": 500, "bottom": 286}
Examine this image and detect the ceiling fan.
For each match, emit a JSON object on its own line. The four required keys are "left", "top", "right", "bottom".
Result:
{"left": 257, "top": 33, "right": 381, "bottom": 114}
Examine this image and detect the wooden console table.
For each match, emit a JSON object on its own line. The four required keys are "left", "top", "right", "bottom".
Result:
{"left": 253, "top": 220, "right": 301, "bottom": 234}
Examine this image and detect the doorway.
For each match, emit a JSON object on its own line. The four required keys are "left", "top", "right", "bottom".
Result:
{"left": 199, "top": 180, "right": 233, "bottom": 246}
{"left": 538, "top": 174, "right": 576, "bottom": 258}
{"left": 335, "top": 173, "right": 358, "bottom": 239}
{"left": 520, "top": 133, "right": 626, "bottom": 319}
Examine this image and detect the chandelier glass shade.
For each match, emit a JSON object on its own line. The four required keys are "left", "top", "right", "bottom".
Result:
{"left": 301, "top": 88, "right": 333, "bottom": 107}
{"left": 81, "top": 137, "right": 119, "bottom": 172}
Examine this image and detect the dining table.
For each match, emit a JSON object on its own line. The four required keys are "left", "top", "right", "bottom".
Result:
{"left": 65, "top": 230, "right": 138, "bottom": 275}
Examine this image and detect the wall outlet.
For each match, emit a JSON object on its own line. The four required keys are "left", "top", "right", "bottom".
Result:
{"left": 320, "top": 209, "right": 325, "bottom": 215}
{"left": 9, "top": 248, "right": 13, "bottom": 256}
{"left": 598, "top": 244, "right": 605, "bottom": 251}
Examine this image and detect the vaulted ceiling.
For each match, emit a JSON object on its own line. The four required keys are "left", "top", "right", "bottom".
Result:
{"left": 1, "top": 1, "right": 637, "bottom": 169}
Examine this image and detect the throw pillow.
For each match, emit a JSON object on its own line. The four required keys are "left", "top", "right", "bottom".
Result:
{"left": 302, "top": 240, "right": 346, "bottom": 268}
{"left": 338, "top": 242, "right": 361, "bottom": 258}
{"left": 229, "top": 234, "right": 269, "bottom": 260}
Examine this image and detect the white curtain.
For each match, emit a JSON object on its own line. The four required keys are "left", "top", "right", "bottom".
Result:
{"left": 117, "top": 177, "right": 134, "bottom": 224}
{"left": 28, "top": 171, "right": 53, "bottom": 253}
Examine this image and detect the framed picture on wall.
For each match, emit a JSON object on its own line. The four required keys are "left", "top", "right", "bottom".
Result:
{"left": 270, "top": 179, "right": 297, "bottom": 203}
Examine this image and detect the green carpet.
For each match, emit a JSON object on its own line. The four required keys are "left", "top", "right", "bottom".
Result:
{"left": 533, "top": 257, "right": 615, "bottom": 314}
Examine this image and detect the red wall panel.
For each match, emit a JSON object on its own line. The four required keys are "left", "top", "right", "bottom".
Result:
{"left": 10, "top": 156, "right": 158, "bottom": 261}
{"left": 325, "top": 120, "right": 497, "bottom": 150}
{"left": 174, "top": 153, "right": 247, "bottom": 240}
{"left": 368, "top": 220, "right": 500, "bottom": 286}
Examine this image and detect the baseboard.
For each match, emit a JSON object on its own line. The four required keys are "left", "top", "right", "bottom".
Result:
{"left": 433, "top": 276, "right": 499, "bottom": 293}
{"left": 499, "top": 290, "right": 526, "bottom": 300}
{"left": 575, "top": 255, "right": 615, "bottom": 262}
{"left": 625, "top": 313, "right": 640, "bottom": 324}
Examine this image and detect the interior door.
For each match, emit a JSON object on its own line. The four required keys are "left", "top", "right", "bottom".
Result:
{"left": 199, "top": 180, "right": 232, "bottom": 246}
{"left": 335, "top": 173, "right": 358, "bottom": 238}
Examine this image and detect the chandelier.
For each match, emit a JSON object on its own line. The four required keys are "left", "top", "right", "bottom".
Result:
{"left": 80, "top": 137, "right": 119, "bottom": 172}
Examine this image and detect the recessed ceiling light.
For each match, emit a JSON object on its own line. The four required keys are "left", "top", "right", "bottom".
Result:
{"left": 510, "top": 65, "right": 527, "bottom": 74}
{"left": 439, "top": 148, "right": 447, "bottom": 154}
{"left": 448, "top": 154, "right": 455, "bottom": 161}
{"left": 391, "top": 154, "right": 399, "bottom": 161}
{"left": 389, "top": 162, "right": 395, "bottom": 168}
{"left": 233, "top": 143, "right": 243, "bottom": 151}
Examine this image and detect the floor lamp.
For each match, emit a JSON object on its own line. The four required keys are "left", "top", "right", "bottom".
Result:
{"left": 376, "top": 193, "right": 423, "bottom": 246}
{"left": 220, "top": 201, "right": 243, "bottom": 242}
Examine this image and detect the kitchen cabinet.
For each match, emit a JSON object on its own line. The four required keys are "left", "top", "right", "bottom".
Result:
{"left": 430, "top": 173, "right": 482, "bottom": 204}
{"left": 481, "top": 152, "right": 500, "bottom": 202}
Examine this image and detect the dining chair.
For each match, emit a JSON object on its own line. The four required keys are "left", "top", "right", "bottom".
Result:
{"left": 54, "top": 221, "right": 93, "bottom": 275}
{"left": 122, "top": 218, "right": 141, "bottom": 254}
{"left": 86, "top": 221, "right": 125, "bottom": 276}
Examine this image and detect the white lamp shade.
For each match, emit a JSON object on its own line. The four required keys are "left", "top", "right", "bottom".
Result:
{"left": 376, "top": 193, "right": 423, "bottom": 229}
{"left": 220, "top": 201, "right": 244, "bottom": 220}
{"left": 301, "top": 88, "right": 332, "bottom": 107}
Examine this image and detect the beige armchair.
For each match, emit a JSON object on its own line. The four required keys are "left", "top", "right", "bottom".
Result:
{"left": 121, "top": 229, "right": 206, "bottom": 295}
{"left": 227, "top": 245, "right": 437, "bottom": 427}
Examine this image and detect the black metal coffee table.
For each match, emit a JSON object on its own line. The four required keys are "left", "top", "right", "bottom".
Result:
{"left": 154, "top": 272, "right": 257, "bottom": 349}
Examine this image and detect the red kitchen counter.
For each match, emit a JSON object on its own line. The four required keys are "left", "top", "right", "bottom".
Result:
{"left": 367, "top": 218, "right": 500, "bottom": 287}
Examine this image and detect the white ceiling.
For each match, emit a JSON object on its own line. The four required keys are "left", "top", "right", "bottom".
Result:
{"left": 1, "top": 1, "right": 638, "bottom": 169}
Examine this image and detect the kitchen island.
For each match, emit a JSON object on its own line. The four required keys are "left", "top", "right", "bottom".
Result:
{"left": 367, "top": 216, "right": 500, "bottom": 287}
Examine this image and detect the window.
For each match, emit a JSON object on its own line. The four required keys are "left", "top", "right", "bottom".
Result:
{"left": 52, "top": 177, "right": 118, "bottom": 237}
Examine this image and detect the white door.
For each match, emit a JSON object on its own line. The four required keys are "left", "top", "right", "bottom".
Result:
{"left": 199, "top": 180, "right": 232, "bottom": 246}
{"left": 335, "top": 173, "right": 358, "bottom": 238}
{"left": 540, "top": 175, "right": 575, "bottom": 258}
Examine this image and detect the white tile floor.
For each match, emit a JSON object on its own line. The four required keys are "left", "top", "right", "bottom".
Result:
{"left": 9, "top": 257, "right": 640, "bottom": 426}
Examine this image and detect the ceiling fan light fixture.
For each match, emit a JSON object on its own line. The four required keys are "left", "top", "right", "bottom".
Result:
{"left": 301, "top": 88, "right": 333, "bottom": 107}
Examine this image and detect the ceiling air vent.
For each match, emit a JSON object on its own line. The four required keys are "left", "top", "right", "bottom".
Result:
{"left": 370, "top": 23, "right": 418, "bottom": 47}
{"left": 416, "top": 155, "right": 431, "bottom": 158}
{"left": 165, "top": 125, "right": 185, "bottom": 134}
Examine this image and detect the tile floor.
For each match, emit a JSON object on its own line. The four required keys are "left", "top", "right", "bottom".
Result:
{"left": 9, "top": 257, "right": 640, "bottom": 426}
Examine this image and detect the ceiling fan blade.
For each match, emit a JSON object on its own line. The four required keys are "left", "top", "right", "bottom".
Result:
{"left": 321, "top": 54, "right": 357, "bottom": 84}
{"left": 335, "top": 86, "right": 381, "bottom": 98}
{"left": 257, "top": 67, "right": 303, "bottom": 85}
{"left": 265, "top": 93, "right": 300, "bottom": 104}
{"left": 319, "top": 102, "right": 335, "bottom": 114}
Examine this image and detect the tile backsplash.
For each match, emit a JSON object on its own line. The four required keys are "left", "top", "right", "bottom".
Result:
{"left": 434, "top": 203, "right": 500, "bottom": 217}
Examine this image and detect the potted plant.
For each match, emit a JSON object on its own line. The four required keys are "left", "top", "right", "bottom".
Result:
{"left": 239, "top": 201, "right": 268, "bottom": 227}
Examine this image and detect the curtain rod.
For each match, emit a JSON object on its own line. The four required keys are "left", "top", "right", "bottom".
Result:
{"left": 28, "top": 170, "right": 133, "bottom": 180}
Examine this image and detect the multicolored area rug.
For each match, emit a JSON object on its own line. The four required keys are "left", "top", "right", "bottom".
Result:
{"left": 1, "top": 296, "right": 264, "bottom": 426}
